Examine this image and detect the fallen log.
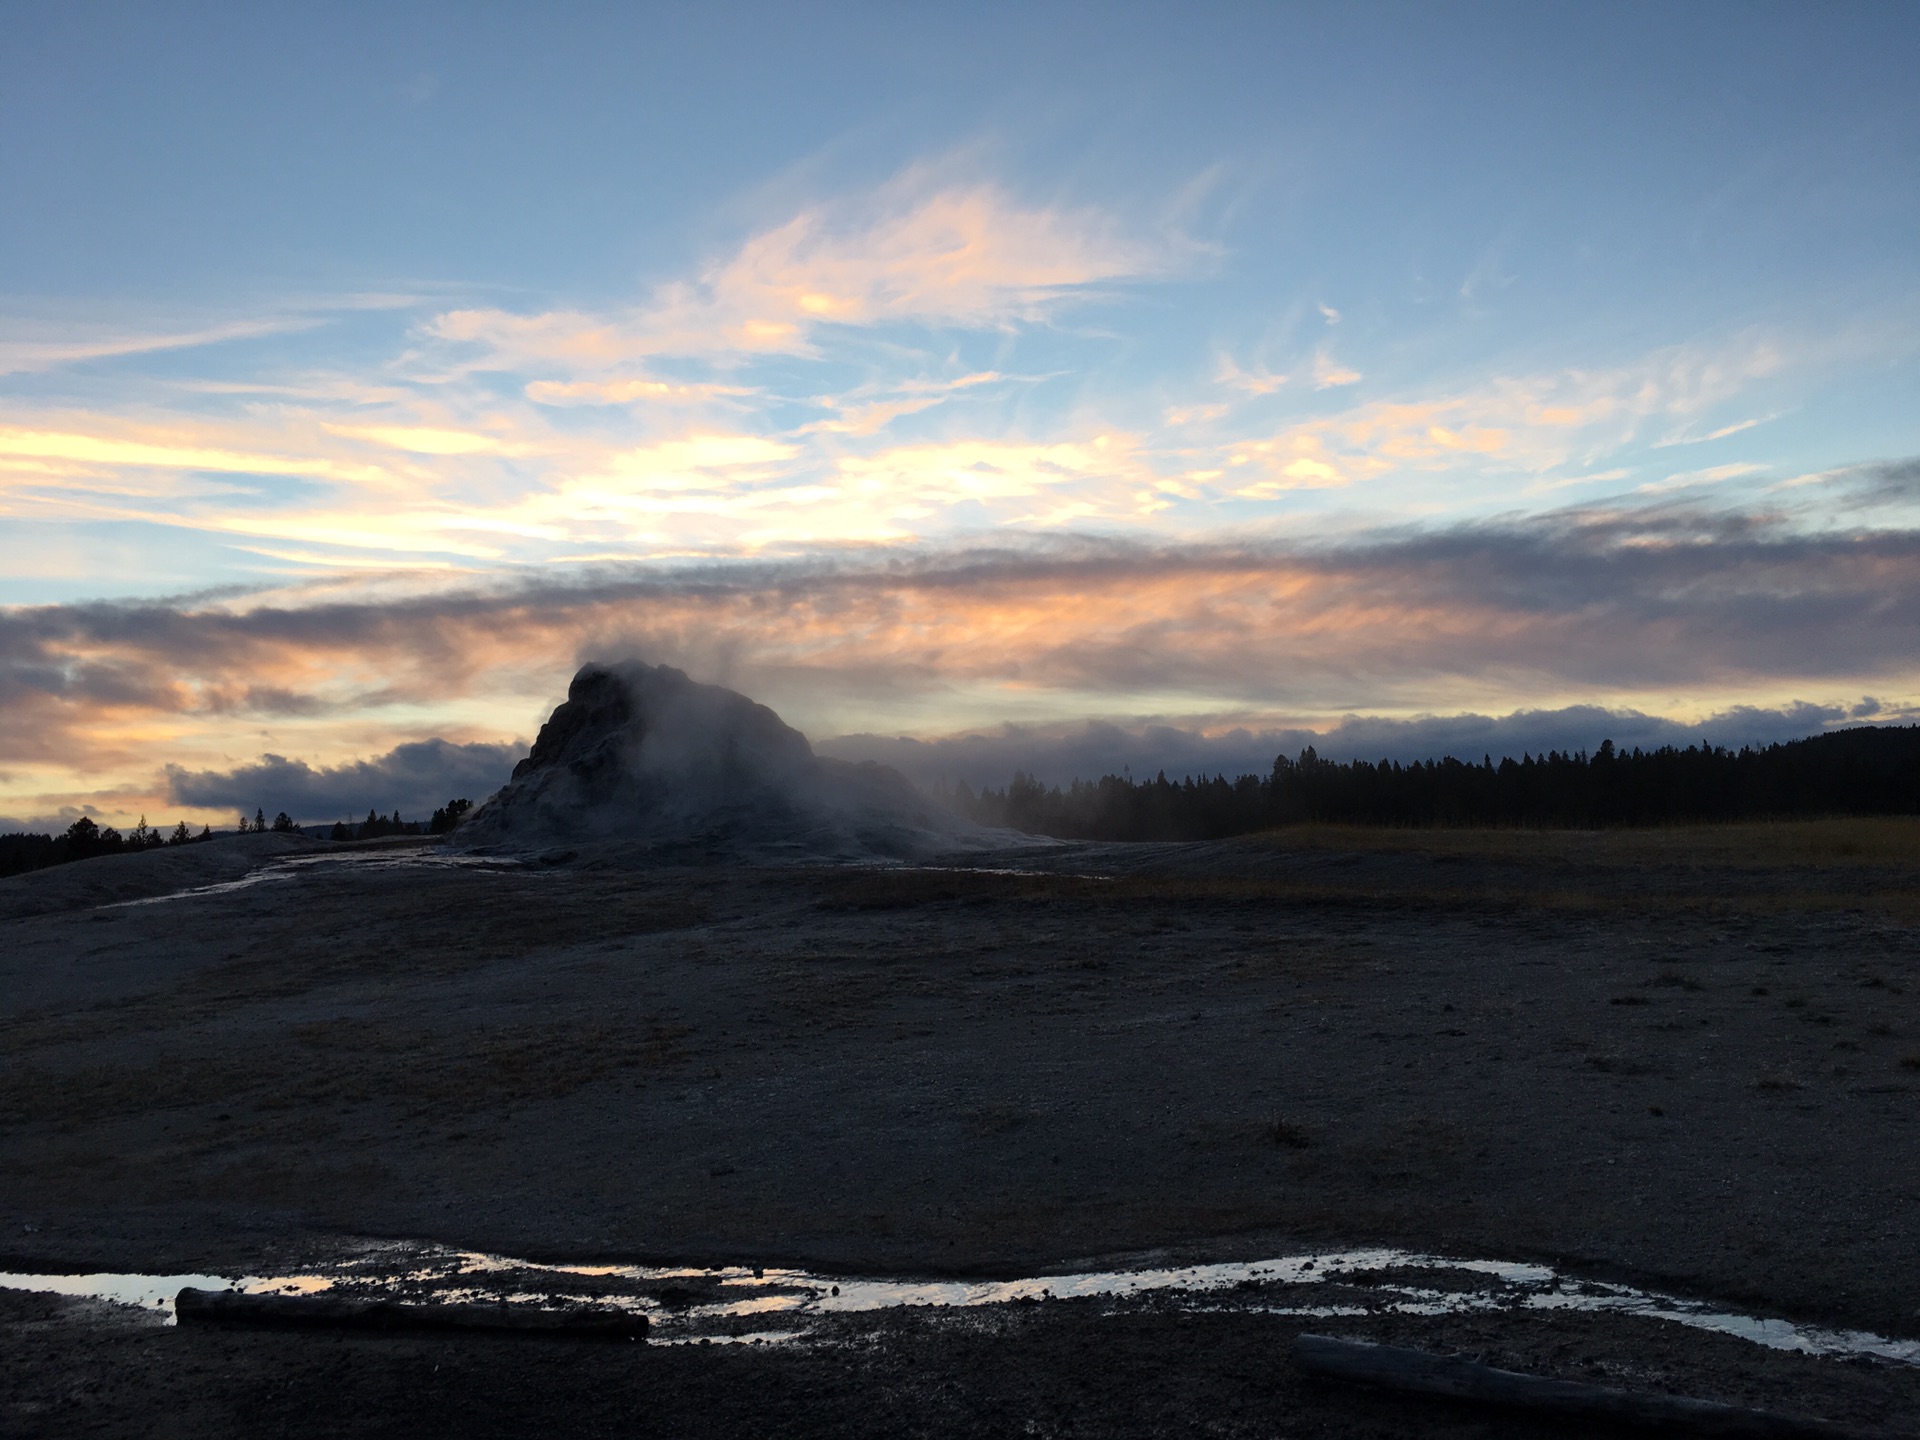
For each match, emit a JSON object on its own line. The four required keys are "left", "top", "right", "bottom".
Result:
{"left": 174, "top": 1287, "right": 648, "bottom": 1341}
{"left": 1290, "top": 1333, "right": 1878, "bottom": 1439}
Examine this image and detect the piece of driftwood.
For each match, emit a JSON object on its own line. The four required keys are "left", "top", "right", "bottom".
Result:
{"left": 175, "top": 1287, "right": 648, "bottom": 1340}
{"left": 1291, "top": 1333, "right": 1878, "bottom": 1438}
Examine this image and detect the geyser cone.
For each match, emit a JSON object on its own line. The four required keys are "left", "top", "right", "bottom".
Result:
{"left": 461, "top": 661, "right": 1001, "bottom": 860}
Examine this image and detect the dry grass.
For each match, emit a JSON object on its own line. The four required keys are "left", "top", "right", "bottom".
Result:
{"left": 1244, "top": 816, "right": 1920, "bottom": 869}
{"left": 813, "top": 860, "right": 1920, "bottom": 922}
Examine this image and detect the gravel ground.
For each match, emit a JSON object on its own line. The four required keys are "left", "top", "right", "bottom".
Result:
{"left": 3, "top": 823, "right": 1919, "bottom": 1435}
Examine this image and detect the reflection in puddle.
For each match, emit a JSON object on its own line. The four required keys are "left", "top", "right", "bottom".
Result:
{"left": 3, "top": 1245, "right": 1917, "bottom": 1364}
{"left": 889, "top": 865, "right": 1111, "bottom": 881}
{"left": 0, "top": 1269, "right": 230, "bottom": 1313}
{"left": 107, "top": 850, "right": 520, "bottom": 908}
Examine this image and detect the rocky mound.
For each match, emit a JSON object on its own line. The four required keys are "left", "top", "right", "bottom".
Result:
{"left": 460, "top": 662, "right": 1005, "bottom": 860}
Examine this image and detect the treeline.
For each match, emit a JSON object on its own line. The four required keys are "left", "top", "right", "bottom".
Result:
{"left": 2, "top": 798, "right": 476, "bottom": 882}
{"left": 326, "top": 798, "right": 471, "bottom": 842}
{"left": 0, "top": 815, "right": 212, "bottom": 879}
{"left": 945, "top": 725, "right": 1920, "bottom": 839}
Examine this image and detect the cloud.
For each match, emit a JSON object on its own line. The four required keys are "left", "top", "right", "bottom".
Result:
{"left": 0, "top": 316, "right": 321, "bottom": 376}
{"left": 0, "top": 263, "right": 1808, "bottom": 579}
{"left": 821, "top": 700, "right": 1881, "bottom": 789}
{"left": 322, "top": 424, "right": 527, "bottom": 457}
{"left": 524, "top": 377, "right": 755, "bottom": 407}
{"left": 1826, "top": 457, "right": 1920, "bottom": 509}
{"left": 800, "top": 371, "right": 1005, "bottom": 437}
{"left": 1654, "top": 416, "right": 1772, "bottom": 448}
{"left": 690, "top": 182, "right": 1155, "bottom": 332}
{"left": 4, "top": 478, "right": 1920, "bottom": 824}
{"left": 1214, "top": 356, "right": 1287, "bottom": 396}
{"left": 1164, "top": 402, "right": 1229, "bottom": 427}
{"left": 1638, "top": 462, "right": 1764, "bottom": 494}
{"left": 1311, "top": 352, "right": 1362, "bottom": 389}
{"left": 0, "top": 424, "right": 394, "bottom": 486}
{"left": 821, "top": 434, "right": 1157, "bottom": 529}
{"left": 1220, "top": 337, "right": 1786, "bottom": 497}
{"left": 2, "top": 484, "right": 1917, "bottom": 739}
{"left": 428, "top": 175, "right": 1162, "bottom": 371}
{"left": 165, "top": 739, "right": 518, "bottom": 824}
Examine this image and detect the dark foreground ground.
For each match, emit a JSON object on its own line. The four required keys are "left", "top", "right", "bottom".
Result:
{"left": 8, "top": 1284, "right": 1920, "bottom": 1440}
{"left": 3, "top": 821, "right": 1920, "bottom": 1435}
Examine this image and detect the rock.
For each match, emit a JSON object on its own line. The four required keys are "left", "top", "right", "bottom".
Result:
{"left": 459, "top": 661, "right": 1008, "bottom": 861}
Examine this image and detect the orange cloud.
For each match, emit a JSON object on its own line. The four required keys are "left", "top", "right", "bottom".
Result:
{"left": 1311, "top": 352, "right": 1362, "bottom": 389}
{"left": 8, "top": 504, "right": 1919, "bottom": 825}
{"left": 0, "top": 425, "right": 395, "bottom": 485}
{"left": 1214, "top": 337, "right": 1786, "bottom": 499}
{"left": 323, "top": 424, "right": 527, "bottom": 456}
{"left": 524, "top": 377, "right": 755, "bottom": 407}
{"left": 427, "top": 180, "right": 1160, "bottom": 371}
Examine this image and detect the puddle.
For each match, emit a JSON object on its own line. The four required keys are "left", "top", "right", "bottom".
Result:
{"left": 0, "top": 1269, "right": 232, "bottom": 1314}
{"left": 107, "top": 850, "right": 520, "bottom": 908}
{"left": 4, "top": 1244, "right": 1916, "bottom": 1363}
{"left": 905, "top": 865, "right": 1114, "bottom": 881}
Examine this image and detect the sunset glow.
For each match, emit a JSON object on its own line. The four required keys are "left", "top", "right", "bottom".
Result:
{"left": 4, "top": 5, "right": 1918, "bottom": 827}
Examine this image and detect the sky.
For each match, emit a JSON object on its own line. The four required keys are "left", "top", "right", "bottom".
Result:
{"left": 4, "top": 1, "right": 1920, "bottom": 827}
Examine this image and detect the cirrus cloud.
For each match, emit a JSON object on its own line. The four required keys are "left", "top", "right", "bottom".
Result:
{"left": 427, "top": 174, "right": 1168, "bottom": 373}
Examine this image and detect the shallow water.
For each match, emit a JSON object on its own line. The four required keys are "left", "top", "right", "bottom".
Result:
{"left": 5, "top": 1244, "right": 1916, "bottom": 1363}
{"left": 107, "top": 849, "right": 519, "bottom": 908}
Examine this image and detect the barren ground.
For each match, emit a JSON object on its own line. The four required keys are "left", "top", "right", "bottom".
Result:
{"left": 4, "top": 821, "right": 1919, "bottom": 1436}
